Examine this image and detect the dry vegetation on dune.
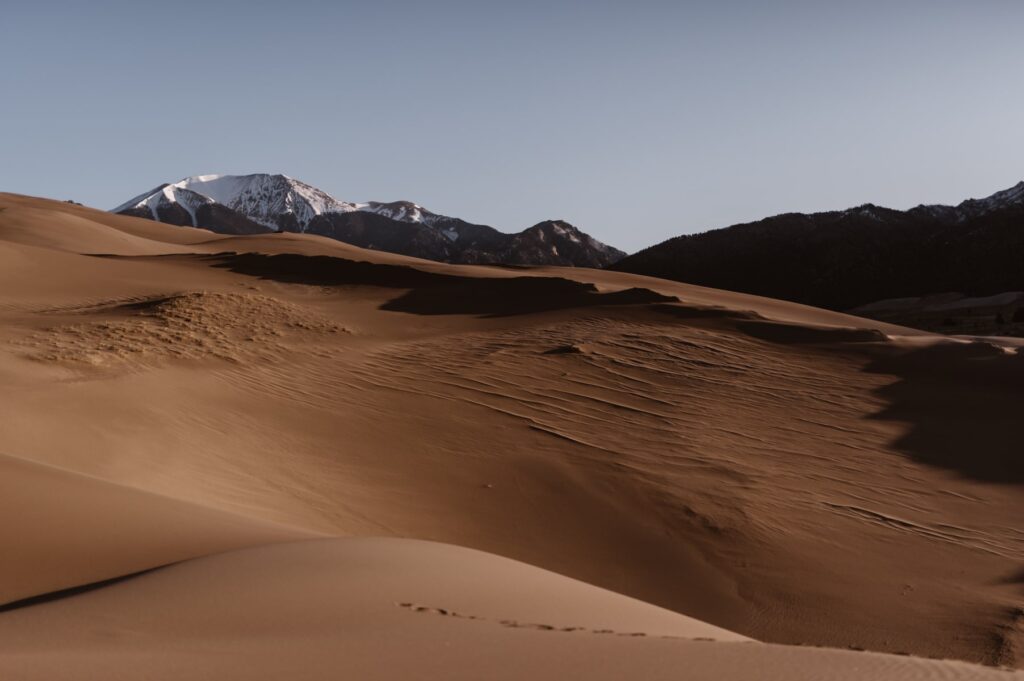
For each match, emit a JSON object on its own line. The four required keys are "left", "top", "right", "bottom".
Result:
{"left": 0, "top": 194, "right": 1021, "bottom": 679}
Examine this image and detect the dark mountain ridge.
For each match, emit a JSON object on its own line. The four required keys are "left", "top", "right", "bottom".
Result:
{"left": 613, "top": 182, "right": 1024, "bottom": 312}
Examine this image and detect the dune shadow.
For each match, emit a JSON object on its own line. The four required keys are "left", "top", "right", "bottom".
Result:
{"left": 0, "top": 567, "right": 159, "bottom": 613}
{"left": 863, "top": 341, "right": 1024, "bottom": 484}
{"left": 664, "top": 295, "right": 1024, "bottom": 484}
{"left": 737, "top": 320, "right": 888, "bottom": 344}
{"left": 997, "top": 566, "right": 1024, "bottom": 586}
{"left": 211, "top": 252, "right": 675, "bottom": 317}
{"left": 653, "top": 304, "right": 889, "bottom": 345}
{"left": 652, "top": 303, "right": 764, "bottom": 322}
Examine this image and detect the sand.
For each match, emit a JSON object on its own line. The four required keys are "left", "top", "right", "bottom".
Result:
{"left": 1, "top": 192, "right": 1021, "bottom": 678}
{"left": 2, "top": 537, "right": 1019, "bottom": 681}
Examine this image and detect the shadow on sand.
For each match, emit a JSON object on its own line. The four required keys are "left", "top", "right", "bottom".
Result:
{"left": 862, "top": 340, "right": 1024, "bottom": 484}
{"left": 656, "top": 300, "right": 1023, "bottom": 485}
{"left": 211, "top": 252, "right": 675, "bottom": 317}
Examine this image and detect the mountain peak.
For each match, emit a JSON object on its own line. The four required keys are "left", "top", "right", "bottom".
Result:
{"left": 111, "top": 173, "right": 625, "bottom": 267}
{"left": 533, "top": 219, "right": 576, "bottom": 230}
{"left": 112, "top": 173, "right": 359, "bottom": 230}
{"left": 358, "top": 200, "right": 439, "bottom": 226}
{"left": 956, "top": 180, "right": 1024, "bottom": 216}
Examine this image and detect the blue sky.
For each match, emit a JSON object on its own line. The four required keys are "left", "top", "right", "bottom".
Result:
{"left": 2, "top": 1, "right": 1022, "bottom": 252}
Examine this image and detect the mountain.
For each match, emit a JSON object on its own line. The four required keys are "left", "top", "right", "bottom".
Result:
{"left": 612, "top": 181, "right": 1024, "bottom": 313}
{"left": 113, "top": 174, "right": 625, "bottom": 267}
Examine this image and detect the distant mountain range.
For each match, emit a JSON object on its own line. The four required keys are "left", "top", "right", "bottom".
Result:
{"left": 613, "top": 181, "right": 1024, "bottom": 313}
{"left": 113, "top": 174, "right": 625, "bottom": 267}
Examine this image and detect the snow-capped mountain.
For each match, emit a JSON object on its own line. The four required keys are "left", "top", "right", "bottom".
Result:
{"left": 115, "top": 174, "right": 360, "bottom": 232}
{"left": 113, "top": 174, "right": 625, "bottom": 267}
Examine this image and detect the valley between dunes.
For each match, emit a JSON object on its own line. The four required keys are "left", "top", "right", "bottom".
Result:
{"left": 1, "top": 192, "right": 1021, "bottom": 680}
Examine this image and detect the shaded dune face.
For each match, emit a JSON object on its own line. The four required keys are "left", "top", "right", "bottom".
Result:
{"left": 211, "top": 251, "right": 676, "bottom": 316}
{"left": 865, "top": 341, "right": 1024, "bottom": 484}
{"left": 0, "top": 194, "right": 1022, "bottom": 678}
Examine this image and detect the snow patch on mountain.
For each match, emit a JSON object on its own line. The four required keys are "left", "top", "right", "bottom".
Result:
{"left": 114, "top": 184, "right": 217, "bottom": 223}
{"left": 905, "top": 181, "right": 1024, "bottom": 223}
{"left": 957, "top": 180, "right": 1024, "bottom": 218}
{"left": 112, "top": 174, "right": 475, "bottom": 233}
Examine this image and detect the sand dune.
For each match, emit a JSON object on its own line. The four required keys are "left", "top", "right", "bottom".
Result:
{"left": 0, "top": 453, "right": 314, "bottom": 605}
{"left": 1, "top": 538, "right": 1018, "bottom": 681}
{"left": 0, "top": 192, "right": 217, "bottom": 252}
{"left": 1, "top": 194, "right": 1021, "bottom": 677}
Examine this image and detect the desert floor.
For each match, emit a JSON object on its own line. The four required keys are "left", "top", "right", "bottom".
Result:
{"left": 1, "top": 192, "right": 1021, "bottom": 679}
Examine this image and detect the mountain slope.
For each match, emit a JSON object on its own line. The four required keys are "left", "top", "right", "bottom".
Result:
{"left": 113, "top": 174, "right": 625, "bottom": 266}
{"left": 613, "top": 181, "right": 1024, "bottom": 312}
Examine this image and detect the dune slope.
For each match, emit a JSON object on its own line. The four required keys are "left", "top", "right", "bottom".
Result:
{"left": 0, "top": 453, "right": 314, "bottom": 605}
{"left": 0, "top": 538, "right": 1018, "bottom": 681}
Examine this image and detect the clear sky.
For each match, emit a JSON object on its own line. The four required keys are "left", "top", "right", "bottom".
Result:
{"left": 2, "top": 1, "right": 1022, "bottom": 252}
